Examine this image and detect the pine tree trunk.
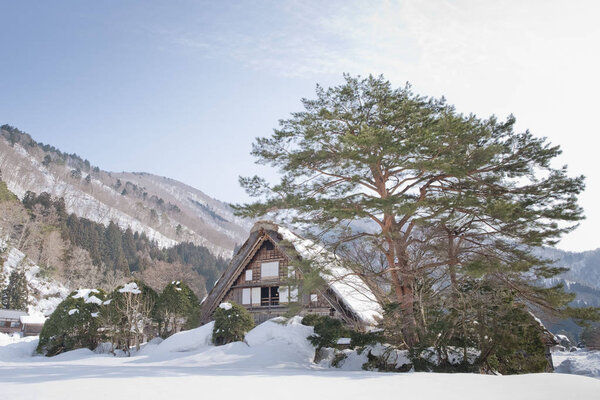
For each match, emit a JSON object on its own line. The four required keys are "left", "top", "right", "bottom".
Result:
{"left": 448, "top": 232, "right": 458, "bottom": 308}
{"left": 388, "top": 240, "right": 419, "bottom": 348}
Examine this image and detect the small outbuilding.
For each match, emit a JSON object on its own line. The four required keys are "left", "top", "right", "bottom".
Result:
{"left": 20, "top": 315, "right": 46, "bottom": 336}
{"left": 0, "top": 309, "right": 28, "bottom": 335}
{"left": 0, "top": 309, "right": 46, "bottom": 336}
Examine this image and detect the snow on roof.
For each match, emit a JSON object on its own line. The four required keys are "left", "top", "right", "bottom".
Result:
{"left": 278, "top": 226, "right": 383, "bottom": 326}
{"left": 119, "top": 282, "right": 141, "bottom": 294}
{"left": 20, "top": 315, "right": 46, "bottom": 324}
{"left": 0, "top": 309, "right": 28, "bottom": 319}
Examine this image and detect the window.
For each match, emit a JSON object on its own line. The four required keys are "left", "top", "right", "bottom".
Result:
{"left": 242, "top": 288, "right": 251, "bottom": 305}
{"left": 290, "top": 287, "right": 298, "bottom": 302}
{"left": 260, "top": 261, "right": 279, "bottom": 279}
{"left": 10, "top": 320, "right": 19, "bottom": 328}
{"left": 251, "top": 287, "right": 261, "bottom": 305}
{"left": 279, "top": 286, "right": 298, "bottom": 303}
{"left": 260, "top": 286, "right": 279, "bottom": 306}
{"left": 310, "top": 294, "right": 318, "bottom": 303}
{"left": 245, "top": 270, "right": 253, "bottom": 281}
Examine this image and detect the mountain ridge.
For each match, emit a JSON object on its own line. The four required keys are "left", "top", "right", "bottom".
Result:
{"left": 0, "top": 125, "right": 251, "bottom": 258}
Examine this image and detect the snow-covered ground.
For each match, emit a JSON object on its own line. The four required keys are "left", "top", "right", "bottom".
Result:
{"left": 1, "top": 318, "right": 599, "bottom": 400}
{"left": 554, "top": 349, "right": 600, "bottom": 378}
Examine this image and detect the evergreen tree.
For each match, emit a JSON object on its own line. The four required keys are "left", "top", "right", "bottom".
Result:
{"left": 155, "top": 281, "right": 200, "bottom": 338}
{"left": 0, "top": 251, "right": 6, "bottom": 297}
{"left": 2, "top": 270, "right": 29, "bottom": 310}
{"left": 235, "top": 74, "right": 593, "bottom": 348}
{"left": 108, "top": 281, "right": 158, "bottom": 352}
{"left": 122, "top": 228, "right": 137, "bottom": 260}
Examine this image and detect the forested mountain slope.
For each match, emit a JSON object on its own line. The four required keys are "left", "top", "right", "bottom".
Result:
{"left": 539, "top": 246, "right": 600, "bottom": 291}
{"left": 0, "top": 180, "right": 228, "bottom": 297}
{"left": 0, "top": 125, "right": 250, "bottom": 258}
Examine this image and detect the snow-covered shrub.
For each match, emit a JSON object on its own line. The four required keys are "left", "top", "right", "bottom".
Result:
{"left": 409, "top": 346, "right": 479, "bottom": 373}
{"left": 320, "top": 344, "right": 413, "bottom": 372}
{"left": 212, "top": 302, "right": 254, "bottom": 345}
{"left": 37, "top": 289, "right": 106, "bottom": 356}
{"left": 362, "top": 344, "right": 413, "bottom": 372}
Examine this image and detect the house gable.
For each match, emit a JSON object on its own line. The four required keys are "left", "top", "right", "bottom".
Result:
{"left": 199, "top": 221, "right": 382, "bottom": 328}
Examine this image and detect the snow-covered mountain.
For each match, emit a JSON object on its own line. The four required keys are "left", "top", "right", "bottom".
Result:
{"left": 0, "top": 127, "right": 251, "bottom": 257}
{"left": 540, "top": 247, "right": 600, "bottom": 291}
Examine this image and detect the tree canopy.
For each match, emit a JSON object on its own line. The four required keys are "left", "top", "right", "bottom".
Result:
{"left": 236, "top": 74, "right": 594, "bottom": 353}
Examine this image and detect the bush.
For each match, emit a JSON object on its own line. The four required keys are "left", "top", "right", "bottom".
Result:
{"left": 37, "top": 289, "right": 106, "bottom": 356}
{"left": 302, "top": 314, "right": 347, "bottom": 349}
{"left": 350, "top": 330, "right": 384, "bottom": 348}
{"left": 300, "top": 313, "right": 322, "bottom": 327}
{"left": 212, "top": 302, "right": 254, "bottom": 345}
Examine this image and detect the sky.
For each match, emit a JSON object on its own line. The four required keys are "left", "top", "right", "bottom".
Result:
{"left": 1, "top": 0, "right": 599, "bottom": 252}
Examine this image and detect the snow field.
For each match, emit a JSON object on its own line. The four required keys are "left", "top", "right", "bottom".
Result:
{"left": 1, "top": 318, "right": 599, "bottom": 399}
{"left": 553, "top": 349, "right": 600, "bottom": 378}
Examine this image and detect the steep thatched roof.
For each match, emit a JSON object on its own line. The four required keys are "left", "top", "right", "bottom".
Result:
{"left": 199, "top": 221, "right": 382, "bottom": 328}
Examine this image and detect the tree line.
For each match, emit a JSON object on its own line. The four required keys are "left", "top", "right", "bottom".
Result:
{"left": 37, "top": 280, "right": 200, "bottom": 356}
{"left": 20, "top": 191, "right": 227, "bottom": 291}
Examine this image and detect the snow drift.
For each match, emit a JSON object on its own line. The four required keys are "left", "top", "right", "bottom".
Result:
{"left": 0, "top": 318, "right": 599, "bottom": 400}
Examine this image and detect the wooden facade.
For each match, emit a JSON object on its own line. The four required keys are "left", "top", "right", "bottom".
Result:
{"left": 199, "top": 221, "right": 381, "bottom": 328}
{"left": 0, "top": 309, "right": 28, "bottom": 335}
{"left": 220, "top": 236, "right": 332, "bottom": 324}
{"left": 0, "top": 310, "right": 46, "bottom": 336}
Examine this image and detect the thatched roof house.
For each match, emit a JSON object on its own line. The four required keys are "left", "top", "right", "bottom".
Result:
{"left": 199, "top": 221, "right": 382, "bottom": 329}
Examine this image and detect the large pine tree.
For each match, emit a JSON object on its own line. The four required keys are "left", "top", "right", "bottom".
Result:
{"left": 235, "top": 74, "right": 590, "bottom": 347}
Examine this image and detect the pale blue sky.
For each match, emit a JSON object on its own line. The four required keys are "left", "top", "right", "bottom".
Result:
{"left": 1, "top": 1, "right": 599, "bottom": 251}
